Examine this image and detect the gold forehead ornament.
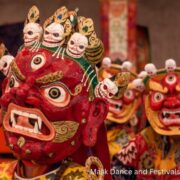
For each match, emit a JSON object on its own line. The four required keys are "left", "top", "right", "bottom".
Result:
{"left": 36, "top": 71, "right": 63, "bottom": 84}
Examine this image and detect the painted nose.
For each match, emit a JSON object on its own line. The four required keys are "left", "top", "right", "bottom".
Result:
{"left": 163, "top": 96, "right": 180, "bottom": 109}
{"left": 15, "top": 76, "right": 35, "bottom": 100}
{"left": 15, "top": 84, "right": 30, "bottom": 100}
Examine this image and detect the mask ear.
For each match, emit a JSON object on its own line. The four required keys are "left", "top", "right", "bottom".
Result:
{"left": 82, "top": 97, "right": 108, "bottom": 147}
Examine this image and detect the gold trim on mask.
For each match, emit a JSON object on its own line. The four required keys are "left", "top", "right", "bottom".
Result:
{"left": 149, "top": 80, "right": 168, "bottom": 93}
{"left": 11, "top": 61, "right": 25, "bottom": 81}
{"left": 52, "top": 121, "right": 79, "bottom": 143}
{"left": 85, "top": 156, "right": 104, "bottom": 180}
{"left": 69, "top": 83, "right": 83, "bottom": 96}
{"left": 36, "top": 71, "right": 63, "bottom": 84}
{"left": 115, "top": 72, "right": 130, "bottom": 87}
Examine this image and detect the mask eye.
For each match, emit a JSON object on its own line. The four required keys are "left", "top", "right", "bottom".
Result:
{"left": 5, "top": 75, "right": 20, "bottom": 93}
{"left": 27, "top": 31, "right": 33, "bottom": 35}
{"left": 43, "top": 85, "right": 71, "bottom": 107}
{"left": 124, "top": 90, "right": 134, "bottom": 100}
{"left": 103, "top": 84, "right": 108, "bottom": 90}
{"left": 79, "top": 45, "right": 84, "bottom": 49}
{"left": 31, "top": 54, "right": 46, "bottom": 71}
{"left": 53, "top": 33, "right": 59, "bottom": 37}
{"left": 70, "top": 40, "right": 74, "bottom": 45}
{"left": 165, "top": 74, "right": 177, "bottom": 85}
{"left": 153, "top": 92, "right": 164, "bottom": 103}
{"left": 45, "top": 31, "right": 49, "bottom": 35}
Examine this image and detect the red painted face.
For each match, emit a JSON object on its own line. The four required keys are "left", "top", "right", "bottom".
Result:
{"left": 0, "top": 47, "right": 108, "bottom": 164}
{"left": 145, "top": 71, "right": 180, "bottom": 135}
{"left": 149, "top": 73, "right": 179, "bottom": 111}
{"left": 108, "top": 86, "right": 142, "bottom": 124}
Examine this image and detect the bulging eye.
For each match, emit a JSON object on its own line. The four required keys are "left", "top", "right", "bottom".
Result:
{"left": 43, "top": 85, "right": 70, "bottom": 107}
{"left": 153, "top": 92, "right": 164, "bottom": 103}
{"left": 31, "top": 54, "right": 46, "bottom": 71}
{"left": 165, "top": 74, "right": 177, "bottom": 85}
{"left": 5, "top": 75, "right": 20, "bottom": 93}
{"left": 124, "top": 90, "right": 134, "bottom": 100}
{"left": 48, "top": 87, "right": 61, "bottom": 99}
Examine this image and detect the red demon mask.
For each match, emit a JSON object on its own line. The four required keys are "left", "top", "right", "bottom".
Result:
{"left": 98, "top": 61, "right": 143, "bottom": 124}
{"left": 143, "top": 61, "right": 180, "bottom": 135}
{"left": 0, "top": 47, "right": 109, "bottom": 165}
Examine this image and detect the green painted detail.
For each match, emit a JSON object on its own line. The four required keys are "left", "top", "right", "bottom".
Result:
{"left": 82, "top": 26, "right": 88, "bottom": 33}
{"left": 31, "top": 13, "right": 34, "bottom": 18}
{"left": 175, "top": 69, "right": 180, "bottom": 73}
{"left": 143, "top": 76, "right": 150, "bottom": 85}
{"left": 40, "top": 44, "right": 59, "bottom": 52}
{"left": 64, "top": 51, "right": 98, "bottom": 91}
{"left": 157, "top": 70, "right": 167, "bottom": 75}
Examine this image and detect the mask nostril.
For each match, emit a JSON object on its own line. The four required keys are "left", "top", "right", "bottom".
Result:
{"left": 24, "top": 102, "right": 34, "bottom": 108}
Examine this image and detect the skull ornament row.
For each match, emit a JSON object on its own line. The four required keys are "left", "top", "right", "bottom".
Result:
{"left": 23, "top": 5, "right": 103, "bottom": 63}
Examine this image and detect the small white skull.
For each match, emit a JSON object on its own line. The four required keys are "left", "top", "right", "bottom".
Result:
{"left": 165, "top": 59, "right": 176, "bottom": 71}
{"left": 66, "top": 32, "right": 88, "bottom": 58}
{"left": 144, "top": 63, "right": 157, "bottom": 76}
{"left": 102, "top": 57, "right": 111, "bottom": 69}
{"left": 122, "top": 61, "right": 133, "bottom": 71}
{"left": 132, "top": 79, "right": 145, "bottom": 92}
{"left": 95, "top": 78, "right": 118, "bottom": 99}
{"left": 23, "top": 23, "right": 43, "bottom": 47}
{"left": 0, "top": 55, "right": 14, "bottom": 76}
{"left": 42, "top": 22, "right": 64, "bottom": 48}
{"left": 138, "top": 71, "right": 148, "bottom": 79}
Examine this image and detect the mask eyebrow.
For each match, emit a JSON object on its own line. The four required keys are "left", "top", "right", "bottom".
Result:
{"left": 35, "top": 71, "right": 63, "bottom": 85}
{"left": 149, "top": 80, "right": 168, "bottom": 93}
{"left": 11, "top": 61, "right": 25, "bottom": 81}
